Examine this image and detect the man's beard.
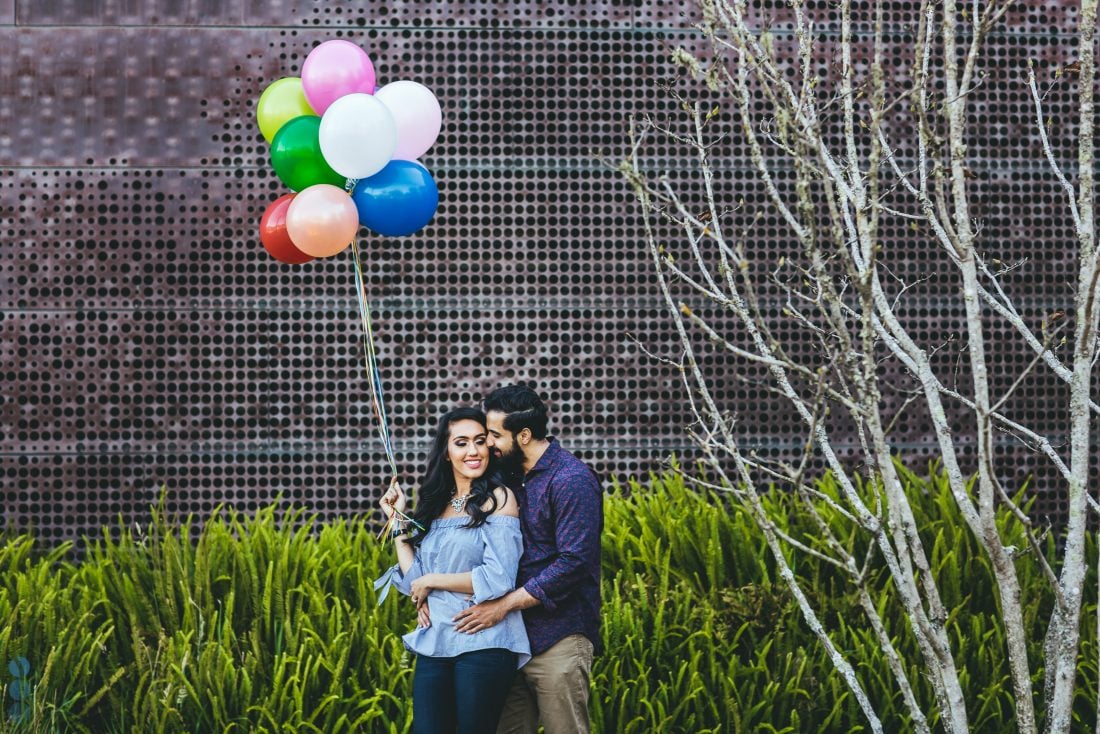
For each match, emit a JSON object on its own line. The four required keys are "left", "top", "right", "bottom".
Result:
{"left": 495, "top": 443, "right": 525, "bottom": 477}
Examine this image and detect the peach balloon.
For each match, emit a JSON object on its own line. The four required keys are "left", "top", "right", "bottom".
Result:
{"left": 285, "top": 184, "right": 359, "bottom": 257}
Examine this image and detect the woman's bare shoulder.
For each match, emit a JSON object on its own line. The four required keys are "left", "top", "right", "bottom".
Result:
{"left": 491, "top": 486, "right": 520, "bottom": 517}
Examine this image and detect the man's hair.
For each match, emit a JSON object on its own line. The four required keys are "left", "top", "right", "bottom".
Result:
{"left": 482, "top": 384, "right": 550, "bottom": 440}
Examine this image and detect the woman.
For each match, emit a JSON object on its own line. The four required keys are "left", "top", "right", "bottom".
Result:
{"left": 375, "top": 407, "right": 530, "bottom": 734}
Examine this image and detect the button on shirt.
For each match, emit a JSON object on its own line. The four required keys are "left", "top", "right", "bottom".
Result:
{"left": 514, "top": 439, "right": 603, "bottom": 656}
{"left": 375, "top": 515, "right": 531, "bottom": 668}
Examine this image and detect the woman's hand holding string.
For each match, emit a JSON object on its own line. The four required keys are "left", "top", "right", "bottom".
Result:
{"left": 379, "top": 477, "right": 407, "bottom": 520}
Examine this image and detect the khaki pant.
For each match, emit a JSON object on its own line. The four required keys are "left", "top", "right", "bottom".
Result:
{"left": 496, "top": 634, "right": 594, "bottom": 734}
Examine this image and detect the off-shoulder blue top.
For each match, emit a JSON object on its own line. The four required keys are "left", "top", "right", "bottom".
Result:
{"left": 374, "top": 514, "right": 531, "bottom": 668}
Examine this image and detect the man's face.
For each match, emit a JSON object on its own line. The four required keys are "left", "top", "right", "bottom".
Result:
{"left": 486, "top": 410, "right": 524, "bottom": 474}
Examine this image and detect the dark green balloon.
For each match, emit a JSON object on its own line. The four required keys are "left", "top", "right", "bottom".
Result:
{"left": 270, "top": 115, "right": 345, "bottom": 192}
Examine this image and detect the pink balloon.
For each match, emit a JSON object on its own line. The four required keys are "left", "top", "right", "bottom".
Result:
{"left": 301, "top": 40, "right": 376, "bottom": 115}
{"left": 285, "top": 184, "right": 359, "bottom": 257}
{"left": 375, "top": 81, "right": 442, "bottom": 161}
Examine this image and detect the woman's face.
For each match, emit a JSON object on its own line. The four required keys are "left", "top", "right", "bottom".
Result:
{"left": 447, "top": 418, "right": 490, "bottom": 484}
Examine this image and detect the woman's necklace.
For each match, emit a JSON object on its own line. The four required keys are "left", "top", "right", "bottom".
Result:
{"left": 450, "top": 491, "right": 472, "bottom": 513}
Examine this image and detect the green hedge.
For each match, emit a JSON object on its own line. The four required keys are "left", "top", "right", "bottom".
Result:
{"left": 0, "top": 466, "right": 1095, "bottom": 732}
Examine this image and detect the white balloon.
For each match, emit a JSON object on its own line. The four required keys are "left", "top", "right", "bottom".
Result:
{"left": 375, "top": 81, "right": 443, "bottom": 161}
{"left": 318, "top": 93, "right": 397, "bottom": 179}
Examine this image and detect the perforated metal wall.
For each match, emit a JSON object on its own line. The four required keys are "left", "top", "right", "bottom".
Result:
{"left": 0, "top": 1, "right": 1084, "bottom": 543}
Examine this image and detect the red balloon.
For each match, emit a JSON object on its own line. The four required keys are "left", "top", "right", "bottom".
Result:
{"left": 260, "top": 194, "right": 315, "bottom": 264}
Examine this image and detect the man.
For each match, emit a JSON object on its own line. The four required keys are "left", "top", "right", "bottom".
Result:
{"left": 452, "top": 384, "right": 603, "bottom": 734}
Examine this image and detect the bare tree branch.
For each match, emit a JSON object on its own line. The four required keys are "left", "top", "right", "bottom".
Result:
{"left": 623, "top": 0, "right": 1097, "bottom": 730}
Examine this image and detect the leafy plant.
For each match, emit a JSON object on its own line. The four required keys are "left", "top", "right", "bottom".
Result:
{"left": 0, "top": 466, "right": 1094, "bottom": 732}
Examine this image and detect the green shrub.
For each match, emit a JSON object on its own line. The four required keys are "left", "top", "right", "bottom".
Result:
{"left": 0, "top": 466, "right": 1094, "bottom": 732}
{"left": 1, "top": 502, "right": 413, "bottom": 733}
{"left": 600, "top": 463, "right": 1097, "bottom": 733}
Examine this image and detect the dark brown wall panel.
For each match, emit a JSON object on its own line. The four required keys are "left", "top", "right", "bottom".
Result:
{"left": 0, "top": 1, "right": 1088, "bottom": 544}
{"left": 1, "top": 29, "right": 266, "bottom": 166}
{"left": 240, "top": 1, "right": 637, "bottom": 29}
{"left": 18, "top": 0, "right": 244, "bottom": 26}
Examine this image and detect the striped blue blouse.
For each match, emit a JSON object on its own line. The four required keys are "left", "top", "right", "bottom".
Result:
{"left": 375, "top": 514, "right": 531, "bottom": 668}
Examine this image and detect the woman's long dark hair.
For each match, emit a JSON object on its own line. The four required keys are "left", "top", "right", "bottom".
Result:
{"left": 406, "top": 407, "right": 500, "bottom": 548}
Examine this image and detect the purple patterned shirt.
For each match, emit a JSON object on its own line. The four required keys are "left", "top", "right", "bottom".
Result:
{"left": 513, "top": 438, "right": 603, "bottom": 656}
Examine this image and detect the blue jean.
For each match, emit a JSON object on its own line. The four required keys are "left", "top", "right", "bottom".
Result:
{"left": 412, "top": 648, "right": 518, "bottom": 734}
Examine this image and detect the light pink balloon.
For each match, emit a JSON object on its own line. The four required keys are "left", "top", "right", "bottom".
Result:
{"left": 375, "top": 81, "right": 443, "bottom": 161}
{"left": 301, "top": 40, "right": 376, "bottom": 116}
{"left": 285, "top": 184, "right": 359, "bottom": 257}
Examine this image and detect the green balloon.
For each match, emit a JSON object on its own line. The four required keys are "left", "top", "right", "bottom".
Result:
{"left": 270, "top": 116, "right": 345, "bottom": 192}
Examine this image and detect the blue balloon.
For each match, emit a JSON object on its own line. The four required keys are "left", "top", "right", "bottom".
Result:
{"left": 351, "top": 160, "right": 439, "bottom": 237}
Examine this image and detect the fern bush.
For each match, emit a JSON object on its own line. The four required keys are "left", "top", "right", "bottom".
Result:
{"left": 0, "top": 467, "right": 1094, "bottom": 732}
{"left": 600, "top": 465, "right": 1097, "bottom": 732}
{"left": 0, "top": 504, "right": 414, "bottom": 733}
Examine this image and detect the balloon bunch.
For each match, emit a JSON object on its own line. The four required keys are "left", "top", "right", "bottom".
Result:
{"left": 256, "top": 39, "right": 441, "bottom": 264}
{"left": 254, "top": 40, "right": 442, "bottom": 479}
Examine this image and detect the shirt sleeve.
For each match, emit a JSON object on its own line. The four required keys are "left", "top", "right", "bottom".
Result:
{"left": 523, "top": 468, "right": 602, "bottom": 612}
{"left": 470, "top": 518, "right": 523, "bottom": 604}
{"left": 372, "top": 553, "right": 425, "bottom": 605}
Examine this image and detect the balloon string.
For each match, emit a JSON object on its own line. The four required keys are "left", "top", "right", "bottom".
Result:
{"left": 350, "top": 238, "right": 399, "bottom": 479}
